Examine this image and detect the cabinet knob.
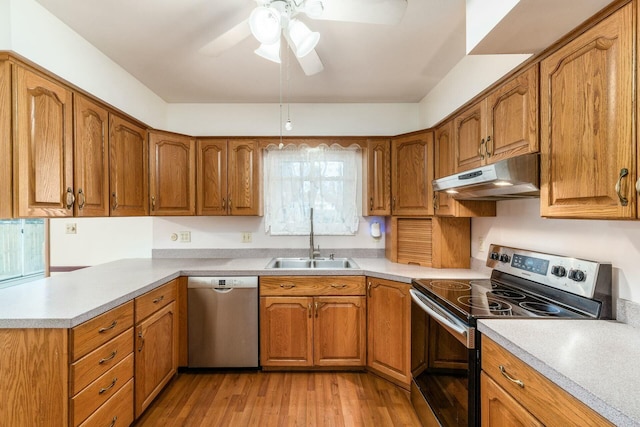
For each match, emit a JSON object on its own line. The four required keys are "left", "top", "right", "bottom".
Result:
{"left": 112, "top": 193, "right": 118, "bottom": 211}
{"left": 77, "top": 188, "right": 86, "bottom": 209}
{"left": 615, "top": 168, "right": 629, "bottom": 206}
{"left": 485, "top": 135, "right": 493, "bottom": 157}
{"left": 151, "top": 196, "right": 156, "bottom": 210}
{"left": 478, "top": 139, "right": 486, "bottom": 160}
{"left": 65, "top": 187, "right": 75, "bottom": 210}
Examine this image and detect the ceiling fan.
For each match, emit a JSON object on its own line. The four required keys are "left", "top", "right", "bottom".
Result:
{"left": 200, "top": 0, "right": 408, "bottom": 76}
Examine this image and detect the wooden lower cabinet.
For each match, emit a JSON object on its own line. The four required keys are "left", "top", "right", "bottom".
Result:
{"left": 366, "top": 277, "right": 411, "bottom": 388}
{"left": 134, "top": 281, "right": 179, "bottom": 418}
{"left": 260, "top": 276, "right": 366, "bottom": 368}
{"left": 481, "top": 336, "right": 612, "bottom": 426}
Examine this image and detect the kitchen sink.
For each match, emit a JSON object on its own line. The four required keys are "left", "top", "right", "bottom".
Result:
{"left": 265, "top": 257, "right": 359, "bottom": 269}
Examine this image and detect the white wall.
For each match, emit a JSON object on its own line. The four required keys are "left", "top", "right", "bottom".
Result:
{"left": 466, "top": 0, "right": 519, "bottom": 54}
{"left": 7, "top": 0, "right": 167, "bottom": 128}
{"left": 0, "top": 0, "right": 10, "bottom": 50}
{"left": 472, "top": 199, "right": 640, "bottom": 303}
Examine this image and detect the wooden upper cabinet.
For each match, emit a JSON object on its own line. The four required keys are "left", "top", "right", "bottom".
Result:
{"left": 363, "top": 138, "right": 391, "bottom": 216}
{"left": 13, "top": 65, "right": 74, "bottom": 217}
{"left": 228, "top": 139, "right": 261, "bottom": 215}
{"left": 197, "top": 138, "right": 262, "bottom": 216}
{"left": 454, "top": 64, "right": 539, "bottom": 173}
{"left": 109, "top": 114, "right": 149, "bottom": 216}
{"left": 0, "top": 58, "right": 11, "bottom": 219}
{"left": 149, "top": 131, "right": 196, "bottom": 216}
{"left": 435, "top": 120, "right": 496, "bottom": 218}
{"left": 74, "top": 94, "right": 110, "bottom": 217}
{"left": 391, "top": 131, "right": 434, "bottom": 216}
{"left": 540, "top": 4, "right": 634, "bottom": 219}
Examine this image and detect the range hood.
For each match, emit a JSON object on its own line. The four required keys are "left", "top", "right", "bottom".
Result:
{"left": 433, "top": 153, "right": 539, "bottom": 200}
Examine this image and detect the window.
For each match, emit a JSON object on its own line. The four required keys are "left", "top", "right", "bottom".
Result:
{"left": 264, "top": 145, "right": 360, "bottom": 235}
{"left": 0, "top": 219, "right": 46, "bottom": 288}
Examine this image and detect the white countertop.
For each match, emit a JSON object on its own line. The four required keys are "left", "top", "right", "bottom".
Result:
{"left": 479, "top": 319, "right": 640, "bottom": 426}
{"left": 0, "top": 257, "right": 487, "bottom": 328}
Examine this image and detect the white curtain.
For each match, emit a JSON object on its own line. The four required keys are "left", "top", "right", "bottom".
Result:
{"left": 264, "top": 145, "right": 360, "bottom": 235}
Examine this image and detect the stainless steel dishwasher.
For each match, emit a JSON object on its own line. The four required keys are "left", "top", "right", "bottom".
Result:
{"left": 187, "top": 276, "right": 258, "bottom": 368}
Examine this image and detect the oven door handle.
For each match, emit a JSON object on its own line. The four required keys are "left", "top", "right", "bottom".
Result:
{"left": 410, "top": 288, "right": 469, "bottom": 342}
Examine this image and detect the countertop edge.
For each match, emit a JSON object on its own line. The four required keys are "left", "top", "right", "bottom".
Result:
{"left": 478, "top": 322, "right": 636, "bottom": 427}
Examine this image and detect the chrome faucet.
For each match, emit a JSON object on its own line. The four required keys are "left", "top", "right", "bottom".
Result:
{"left": 309, "top": 208, "right": 320, "bottom": 259}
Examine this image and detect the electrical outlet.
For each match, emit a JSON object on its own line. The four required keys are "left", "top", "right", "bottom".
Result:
{"left": 478, "top": 236, "right": 486, "bottom": 252}
{"left": 179, "top": 231, "right": 191, "bottom": 243}
{"left": 65, "top": 223, "right": 77, "bottom": 234}
{"left": 241, "top": 232, "right": 252, "bottom": 243}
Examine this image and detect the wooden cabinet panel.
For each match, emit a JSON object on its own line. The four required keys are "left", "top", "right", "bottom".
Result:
{"left": 134, "top": 279, "right": 177, "bottom": 323}
{"left": 70, "top": 353, "right": 133, "bottom": 427}
{"left": 14, "top": 65, "right": 74, "bottom": 217}
{"left": 482, "top": 337, "right": 613, "bottom": 426}
{"left": 70, "top": 301, "right": 134, "bottom": 361}
{"left": 540, "top": 4, "right": 634, "bottom": 219}
{"left": 228, "top": 139, "right": 261, "bottom": 215}
{"left": 135, "top": 301, "right": 178, "bottom": 417}
{"left": 428, "top": 318, "right": 467, "bottom": 370}
{"left": 197, "top": 139, "right": 227, "bottom": 215}
{"left": 149, "top": 131, "right": 195, "bottom": 216}
{"left": 481, "top": 372, "right": 543, "bottom": 427}
{"left": 109, "top": 114, "right": 148, "bottom": 216}
{"left": 314, "top": 296, "right": 366, "bottom": 366}
{"left": 363, "top": 138, "right": 391, "bottom": 216}
{"left": 78, "top": 378, "right": 134, "bottom": 427}
{"left": 366, "top": 278, "right": 411, "bottom": 387}
{"left": 434, "top": 120, "right": 496, "bottom": 217}
{"left": 74, "top": 94, "right": 110, "bottom": 217}
{"left": 391, "top": 131, "right": 434, "bottom": 215}
{"left": 0, "top": 59, "right": 12, "bottom": 219}
{"left": 486, "top": 64, "right": 538, "bottom": 163}
{"left": 260, "top": 296, "right": 314, "bottom": 367}
{"left": 454, "top": 101, "right": 485, "bottom": 173}
{"left": 260, "top": 276, "right": 366, "bottom": 296}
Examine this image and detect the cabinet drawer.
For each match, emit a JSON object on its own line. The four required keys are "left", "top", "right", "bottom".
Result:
{"left": 70, "top": 353, "right": 134, "bottom": 427}
{"left": 482, "top": 337, "right": 612, "bottom": 427}
{"left": 135, "top": 279, "right": 177, "bottom": 323}
{"left": 70, "top": 301, "right": 134, "bottom": 361}
{"left": 78, "top": 378, "right": 134, "bottom": 427}
{"left": 70, "top": 328, "right": 133, "bottom": 396}
{"left": 260, "top": 276, "right": 365, "bottom": 296}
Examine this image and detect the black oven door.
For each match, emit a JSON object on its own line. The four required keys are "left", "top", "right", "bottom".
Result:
{"left": 410, "top": 288, "right": 479, "bottom": 427}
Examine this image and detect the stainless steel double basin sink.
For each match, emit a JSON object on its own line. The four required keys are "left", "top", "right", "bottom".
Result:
{"left": 265, "top": 257, "right": 359, "bottom": 269}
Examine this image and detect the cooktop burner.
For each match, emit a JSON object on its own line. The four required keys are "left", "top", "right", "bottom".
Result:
{"left": 487, "top": 289, "right": 526, "bottom": 300}
{"left": 519, "top": 301, "right": 561, "bottom": 315}
{"left": 428, "top": 280, "right": 472, "bottom": 291}
{"left": 457, "top": 296, "right": 513, "bottom": 315}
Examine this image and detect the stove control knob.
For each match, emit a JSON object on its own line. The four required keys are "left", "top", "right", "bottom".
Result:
{"left": 568, "top": 269, "right": 586, "bottom": 282}
{"left": 490, "top": 252, "right": 500, "bottom": 261}
{"left": 499, "top": 254, "right": 511, "bottom": 263}
{"left": 551, "top": 266, "right": 566, "bottom": 277}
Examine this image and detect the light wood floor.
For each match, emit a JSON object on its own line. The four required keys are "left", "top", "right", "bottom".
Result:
{"left": 133, "top": 370, "right": 422, "bottom": 426}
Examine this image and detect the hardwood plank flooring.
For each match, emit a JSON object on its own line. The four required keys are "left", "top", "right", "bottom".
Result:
{"left": 133, "top": 371, "right": 421, "bottom": 426}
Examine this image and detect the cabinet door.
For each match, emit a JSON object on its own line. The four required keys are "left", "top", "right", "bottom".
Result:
{"left": 363, "top": 138, "right": 391, "bottom": 216}
{"left": 486, "top": 64, "right": 538, "bottom": 164}
{"left": 196, "top": 139, "right": 227, "bottom": 215}
{"left": 149, "top": 131, "right": 195, "bottom": 216}
{"left": 135, "top": 301, "right": 178, "bottom": 418}
{"left": 109, "top": 114, "right": 148, "bottom": 216}
{"left": 454, "top": 100, "right": 485, "bottom": 173}
{"left": 391, "top": 132, "right": 434, "bottom": 215}
{"left": 74, "top": 94, "right": 110, "bottom": 217}
{"left": 481, "top": 372, "right": 543, "bottom": 427}
{"left": 314, "top": 296, "right": 366, "bottom": 366}
{"left": 260, "top": 297, "right": 313, "bottom": 367}
{"left": 14, "top": 66, "right": 74, "bottom": 217}
{"left": 228, "top": 139, "right": 261, "bottom": 216}
{"left": 0, "top": 59, "right": 11, "bottom": 219}
{"left": 367, "top": 278, "right": 410, "bottom": 387}
{"left": 434, "top": 120, "right": 456, "bottom": 216}
{"left": 540, "top": 4, "right": 635, "bottom": 219}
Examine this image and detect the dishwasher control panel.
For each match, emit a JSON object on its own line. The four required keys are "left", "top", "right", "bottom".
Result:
{"left": 187, "top": 276, "right": 258, "bottom": 289}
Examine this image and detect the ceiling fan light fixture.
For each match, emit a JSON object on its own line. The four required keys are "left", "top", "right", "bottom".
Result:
{"left": 255, "top": 40, "right": 282, "bottom": 63}
{"left": 249, "top": 6, "right": 282, "bottom": 45}
{"left": 304, "top": 0, "right": 324, "bottom": 19}
{"left": 287, "top": 19, "right": 320, "bottom": 58}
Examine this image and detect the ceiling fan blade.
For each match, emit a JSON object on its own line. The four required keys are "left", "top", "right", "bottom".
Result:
{"left": 296, "top": 49, "right": 324, "bottom": 76}
{"left": 199, "top": 19, "right": 251, "bottom": 57}
{"left": 312, "top": 0, "right": 408, "bottom": 25}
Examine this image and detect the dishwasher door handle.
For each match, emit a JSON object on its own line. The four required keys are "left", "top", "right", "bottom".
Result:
{"left": 212, "top": 287, "right": 233, "bottom": 293}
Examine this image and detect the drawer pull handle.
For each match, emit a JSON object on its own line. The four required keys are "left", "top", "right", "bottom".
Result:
{"left": 98, "top": 321, "right": 117, "bottom": 333}
{"left": 109, "top": 416, "right": 118, "bottom": 427}
{"left": 153, "top": 295, "right": 165, "bottom": 304}
{"left": 99, "top": 377, "right": 118, "bottom": 395}
{"left": 331, "top": 284, "right": 347, "bottom": 289}
{"left": 99, "top": 350, "right": 118, "bottom": 364}
{"left": 499, "top": 365, "right": 524, "bottom": 388}
{"left": 280, "top": 283, "right": 296, "bottom": 289}
{"left": 616, "top": 168, "right": 629, "bottom": 206}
